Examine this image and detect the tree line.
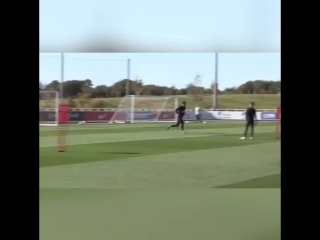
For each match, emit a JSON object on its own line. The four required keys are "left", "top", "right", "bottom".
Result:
{"left": 39, "top": 79, "right": 281, "bottom": 99}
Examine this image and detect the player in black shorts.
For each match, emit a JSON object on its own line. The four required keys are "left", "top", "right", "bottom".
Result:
{"left": 240, "top": 102, "right": 256, "bottom": 139}
{"left": 167, "top": 101, "right": 186, "bottom": 133}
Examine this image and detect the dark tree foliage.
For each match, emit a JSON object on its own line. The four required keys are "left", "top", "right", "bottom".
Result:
{"left": 40, "top": 79, "right": 280, "bottom": 98}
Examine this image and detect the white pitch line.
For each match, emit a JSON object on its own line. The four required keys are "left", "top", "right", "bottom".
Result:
{"left": 40, "top": 121, "right": 274, "bottom": 132}
{"left": 40, "top": 129, "right": 275, "bottom": 148}
{"left": 39, "top": 133, "right": 219, "bottom": 148}
{"left": 40, "top": 124, "right": 171, "bottom": 131}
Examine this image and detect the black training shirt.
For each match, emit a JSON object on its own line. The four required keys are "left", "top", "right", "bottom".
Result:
{"left": 176, "top": 106, "right": 186, "bottom": 117}
{"left": 246, "top": 107, "right": 256, "bottom": 121}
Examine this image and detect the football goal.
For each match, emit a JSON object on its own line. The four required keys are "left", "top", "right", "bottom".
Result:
{"left": 39, "top": 91, "right": 59, "bottom": 126}
{"left": 110, "top": 95, "right": 179, "bottom": 123}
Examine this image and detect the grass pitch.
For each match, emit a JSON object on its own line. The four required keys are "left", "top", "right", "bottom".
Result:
{"left": 40, "top": 121, "right": 280, "bottom": 240}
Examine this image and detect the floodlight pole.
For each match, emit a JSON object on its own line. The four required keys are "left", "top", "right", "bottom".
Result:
{"left": 60, "top": 52, "right": 65, "bottom": 103}
{"left": 126, "top": 59, "right": 131, "bottom": 96}
{"left": 213, "top": 53, "right": 219, "bottom": 109}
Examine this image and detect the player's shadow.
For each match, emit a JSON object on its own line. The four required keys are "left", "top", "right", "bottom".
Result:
{"left": 187, "top": 132, "right": 222, "bottom": 136}
{"left": 187, "top": 133, "right": 278, "bottom": 141}
{"left": 105, "top": 152, "right": 141, "bottom": 155}
{"left": 248, "top": 138, "right": 278, "bottom": 141}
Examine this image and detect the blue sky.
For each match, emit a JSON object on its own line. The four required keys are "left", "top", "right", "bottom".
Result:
{"left": 40, "top": 0, "right": 280, "bottom": 52}
{"left": 39, "top": 53, "right": 281, "bottom": 90}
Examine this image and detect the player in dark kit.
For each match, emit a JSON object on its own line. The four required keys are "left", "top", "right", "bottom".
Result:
{"left": 240, "top": 102, "right": 257, "bottom": 139}
{"left": 167, "top": 101, "right": 186, "bottom": 133}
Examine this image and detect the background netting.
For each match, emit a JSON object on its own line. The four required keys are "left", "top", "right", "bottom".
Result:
{"left": 110, "top": 95, "right": 179, "bottom": 123}
{"left": 275, "top": 106, "right": 281, "bottom": 139}
{"left": 39, "top": 91, "right": 59, "bottom": 126}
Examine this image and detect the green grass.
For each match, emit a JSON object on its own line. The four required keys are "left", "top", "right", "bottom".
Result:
{"left": 40, "top": 121, "right": 280, "bottom": 188}
{"left": 40, "top": 94, "right": 280, "bottom": 109}
{"left": 40, "top": 121, "right": 280, "bottom": 240}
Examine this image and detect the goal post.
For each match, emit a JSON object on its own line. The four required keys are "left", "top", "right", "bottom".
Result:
{"left": 111, "top": 95, "right": 179, "bottom": 123}
{"left": 39, "top": 91, "right": 59, "bottom": 126}
{"left": 275, "top": 106, "right": 281, "bottom": 139}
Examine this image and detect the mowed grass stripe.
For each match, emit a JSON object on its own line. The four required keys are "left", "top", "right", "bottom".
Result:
{"left": 40, "top": 125, "right": 275, "bottom": 147}
{"left": 40, "top": 120, "right": 247, "bottom": 132}
{"left": 40, "top": 131, "right": 277, "bottom": 167}
{"left": 40, "top": 141, "right": 280, "bottom": 189}
{"left": 40, "top": 133, "right": 212, "bottom": 147}
{"left": 39, "top": 121, "right": 276, "bottom": 136}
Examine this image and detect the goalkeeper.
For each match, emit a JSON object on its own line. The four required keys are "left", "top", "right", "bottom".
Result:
{"left": 167, "top": 101, "right": 186, "bottom": 133}
{"left": 240, "top": 102, "right": 257, "bottom": 139}
{"left": 194, "top": 105, "right": 206, "bottom": 124}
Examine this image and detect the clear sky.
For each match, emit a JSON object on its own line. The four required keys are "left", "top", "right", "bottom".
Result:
{"left": 40, "top": 0, "right": 280, "bottom": 52}
{"left": 39, "top": 53, "right": 281, "bottom": 90}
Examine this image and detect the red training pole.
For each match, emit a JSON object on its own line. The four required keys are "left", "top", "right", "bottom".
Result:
{"left": 58, "top": 105, "right": 69, "bottom": 152}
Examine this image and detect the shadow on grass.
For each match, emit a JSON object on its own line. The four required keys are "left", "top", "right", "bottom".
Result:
{"left": 185, "top": 132, "right": 224, "bottom": 136}
{"left": 217, "top": 134, "right": 278, "bottom": 141}
{"left": 185, "top": 132, "right": 277, "bottom": 141}
{"left": 105, "top": 152, "right": 141, "bottom": 155}
{"left": 215, "top": 174, "right": 280, "bottom": 188}
{"left": 237, "top": 137, "right": 277, "bottom": 141}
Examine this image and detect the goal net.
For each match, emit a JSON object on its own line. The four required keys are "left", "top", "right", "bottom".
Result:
{"left": 39, "top": 91, "right": 59, "bottom": 126}
{"left": 275, "top": 106, "right": 281, "bottom": 139}
{"left": 110, "top": 95, "right": 179, "bottom": 123}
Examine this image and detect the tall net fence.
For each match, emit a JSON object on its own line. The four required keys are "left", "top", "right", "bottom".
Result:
{"left": 275, "top": 106, "right": 281, "bottom": 139}
{"left": 40, "top": 53, "right": 130, "bottom": 103}
{"left": 40, "top": 53, "right": 281, "bottom": 110}
{"left": 39, "top": 91, "right": 59, "bottom": 126}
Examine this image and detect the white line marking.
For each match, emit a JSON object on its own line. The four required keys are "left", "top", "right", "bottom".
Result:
{"left": 40, "top": 129, "right": 275, "bottom": 148}
{"left": 40, "top": 121, "right": 275, "bottom": 132}
{"left": 40, "top": 133, "right": 218, "bottom": 148}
